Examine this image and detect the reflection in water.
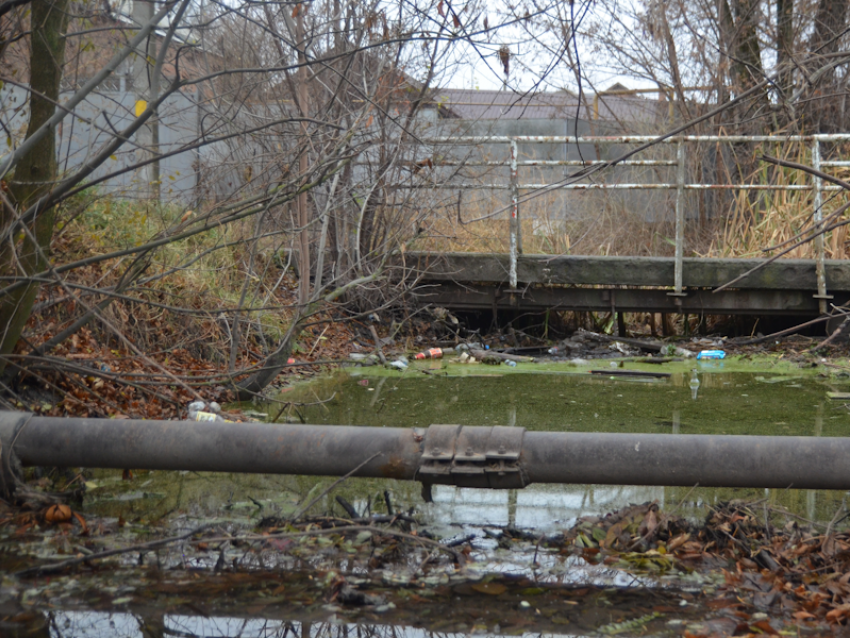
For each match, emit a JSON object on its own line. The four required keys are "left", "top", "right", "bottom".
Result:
{"left": 263, "top": 360, "right": 850, "bottom": 539}
{"left": 295, "top": 368, "right": 849, "bottom": 439}
{"left": 689, "top": 369, "right": 700, "bottom": 400}
{"left": 369, "top": 377, "right": 388, "bottom": 408}
{"left": 807, "top": 403, "right": 824, "bottom": 520}
{"left": 429, "top": 483, "right": 665, "bottom": 530}
{"left": 507, "top": 405, "right": 518, "bottom": 527}
{"left": 7, "top": 369, "right": 847, "bottom": 638}
{"left": 49, "top": 612, "right": 298, "bottom": 638}
{"left": 45, "top": 611, "right": 608, "bottom": 638}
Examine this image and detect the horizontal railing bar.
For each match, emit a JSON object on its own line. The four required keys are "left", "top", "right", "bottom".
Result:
{"left": 365, "top": 158, "right": 848, "bottom": 170}
{"left": 418, "top": 159, "right": 678, "bottom": 167}
{"left": 423, "top": 134, "right": 850, "bottom": 144}
{"left": 392, "top": 183, "right": 831, "bottom": 191}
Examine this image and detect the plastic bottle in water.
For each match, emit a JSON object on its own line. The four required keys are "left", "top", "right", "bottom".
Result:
{"left": 696, "top": 350, "right": 725, "bottom": 360}
{"left": 689, "top": 369, "right": 700, "bottom": 400}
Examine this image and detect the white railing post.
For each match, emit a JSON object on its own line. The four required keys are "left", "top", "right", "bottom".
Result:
{"left": 812, "top": 139, "right": 830, "bottom": 315}
{"left": 413, "top": 134, "right": 848, "bottom": 312}
{"left": 668, "top": 139, "right": 687, "bottom": 303}
{"left": 509, "top": 138, "right": 519, "bottom": 289}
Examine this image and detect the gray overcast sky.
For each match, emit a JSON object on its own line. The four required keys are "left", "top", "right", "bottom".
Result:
{"left": 434, "top": 0, "right": 658, "bottom": 95}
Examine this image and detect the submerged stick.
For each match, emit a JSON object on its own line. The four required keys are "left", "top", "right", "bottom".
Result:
{"left": 469, "top": 349, "right": 534, "bottom": 363}
{"left": 289, "top": 452, "right": 383, "bottom": 521}
{"left": 16, "top": 523, "right": 217, "bottom": 577}
{"left": 16, "top": 523, "right": 463, "bottom": 577}
{"left": 730, "top": 313, "right": 839, "bottom": 346}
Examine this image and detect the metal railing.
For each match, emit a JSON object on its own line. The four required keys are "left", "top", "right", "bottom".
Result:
{"left": 403, "top": 134, "right": 850, "bottom": 313}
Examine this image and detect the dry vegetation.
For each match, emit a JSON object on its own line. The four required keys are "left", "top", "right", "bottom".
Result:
{"left": 416, "top": 140, "right": 850, "bottom": 262}
{"left": 8, "top": 194, "right": 360, "bottom": 419}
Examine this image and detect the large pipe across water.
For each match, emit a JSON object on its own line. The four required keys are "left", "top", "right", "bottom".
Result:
{"left": 0, "top": 412, "right": 846, "bottom": 490}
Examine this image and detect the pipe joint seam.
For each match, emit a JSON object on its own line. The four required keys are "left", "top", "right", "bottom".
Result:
{"left": 417, "top": 424, "right": 528, "bottom": 490}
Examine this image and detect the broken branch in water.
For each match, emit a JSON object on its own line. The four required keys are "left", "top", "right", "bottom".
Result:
{"left": 16, "top": 522, "right": 464, "bottom": 578}
{"left": 15, "top": 523, "right": 217, "bottom": 577}
{"left": 289, "top": 451, "right": 383, "bottom": 521}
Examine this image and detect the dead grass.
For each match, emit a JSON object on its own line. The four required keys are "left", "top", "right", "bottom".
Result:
{"left": 34, "top": 194, "right": 300, "bottom": 364}
{"left": 414, "top": 188, "right": 687, "bottom": 257}
{"left": 705, "top": 160, "right": 850, "bottom": 260}
{"left": 414, "top": 139, "right": 850, "bottom": 260}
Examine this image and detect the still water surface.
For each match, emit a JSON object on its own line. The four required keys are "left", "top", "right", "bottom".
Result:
{"left": 274, "top": 361, "right": 850, "bottom": 527}
{"left": 8, "top": 359, "right": 850, "bottom": 637}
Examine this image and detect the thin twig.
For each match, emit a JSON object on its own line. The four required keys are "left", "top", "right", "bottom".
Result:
{"left": 16, "top": 523, "right": 216, "bottom": 577}
{"left": 713, "top": 218, "right": 850, "bottom": 294}
{"left": 669, "top": 483, "right": 700, "bottom": 516}
{"left": 368, "top": 325, "right": 387, "bottom": 365}
{"left": 730, "top": 312, "right": 841, "bottom": 346}
{"left": 761, "top": 154, "right": 850, "bottom": 192}
{"left": 17, "top": 522, "right": 462, "bottom": 577}
{"left": 532, "top": 533, "right": 544, "bottom": 566}
{"left": 289, "top": 452, "right": 383, "bottom": 521}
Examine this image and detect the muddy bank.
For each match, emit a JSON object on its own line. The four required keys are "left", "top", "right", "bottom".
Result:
{"left": 3, "top": 497, "right": 850, "bottom": 636}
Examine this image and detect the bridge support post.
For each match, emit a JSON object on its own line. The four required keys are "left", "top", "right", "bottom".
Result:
{"left": 668, "top": 139, "right": 688, "bottom": 309}
{"left": 509, "top": 138, "right": 519, "bottom": 289}
{"left": 674, "top": 139, "right": 685, "bottom": 295}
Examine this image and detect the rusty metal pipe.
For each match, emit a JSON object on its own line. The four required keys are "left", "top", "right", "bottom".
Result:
{"left": 0, "top": 413, "right": 421, "bottom": 480}
{"left": 522, "top": 431, "right": 850, "bottom": 490}
{"left": 2, "top": 413, "right": 850, "bottom": 490}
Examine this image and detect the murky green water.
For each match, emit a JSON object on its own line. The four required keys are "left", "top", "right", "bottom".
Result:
{"left": 77, "top": 358, "right": 850, "bottom": 531}
{"left": 264, "top": 358, "right": 850, "bottom": 526}
{"left": 281, "top": 362, "right": 844, "bottom": 437}
{"left": 5, "top": 358, "right": 849, "bottom": 637}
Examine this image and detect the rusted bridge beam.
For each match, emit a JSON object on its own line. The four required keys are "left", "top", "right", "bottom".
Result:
{"left": 397, "top": 253, "right": 850, "bottom": 291}
{"left": 392, "top": 253, "right": 850, "bottom": 316}
{"left": 417, "top": 282, "right": 833, "bottom": 316}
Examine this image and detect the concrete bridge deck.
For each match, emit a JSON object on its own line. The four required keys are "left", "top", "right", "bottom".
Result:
{"left": 401, "top": 253, "right": 850, "bottom": 316}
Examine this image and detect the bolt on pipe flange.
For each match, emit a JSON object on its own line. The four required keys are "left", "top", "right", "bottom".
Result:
{"left": 417, "top": 424, "right": 527, "bottom": 497}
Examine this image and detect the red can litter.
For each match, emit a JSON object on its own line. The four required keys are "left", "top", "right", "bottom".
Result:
{"left": 414, "top": 348, "right": 443, "bottom": 360}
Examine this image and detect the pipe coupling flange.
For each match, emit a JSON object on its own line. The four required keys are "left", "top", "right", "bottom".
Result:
{"left": 418, "top": 424, "right": 527, "bottom": 489}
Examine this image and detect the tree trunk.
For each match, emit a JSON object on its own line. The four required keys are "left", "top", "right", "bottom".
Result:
{"left": 234, "top": 307, "right": 305, "bottom": 400}
{"left": 809, "top": 0, "right": 849, "bottom": 131}
{"left": 659, "top": 5, "right": 691, "bottom": 122}
{"left": 132, "top": 0, "right": 161, "bottom": 200}
{"left": 0, "top": 0, "right": 69, "bottom": 374}
{"left": 720, "top": 0, "right": 769, "bottom": 132}
{"left": 776, "top": 0, "right": 794, "bottom": 97}
{"left": 296, "top": 9, "right": 311, "bottom": 306}
{"left": 812, "top": 0, "right": 849, "bottom": 55}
